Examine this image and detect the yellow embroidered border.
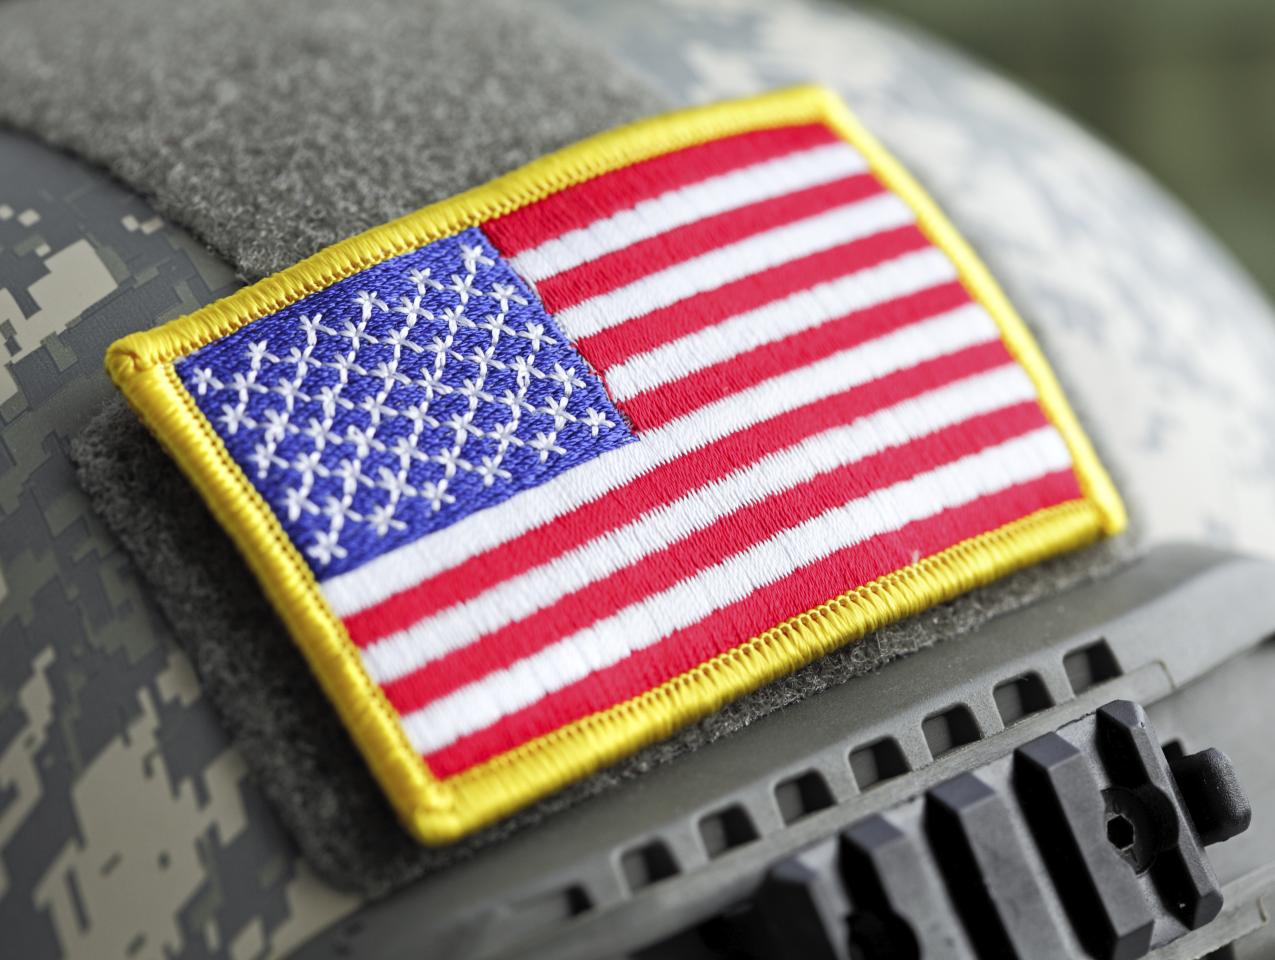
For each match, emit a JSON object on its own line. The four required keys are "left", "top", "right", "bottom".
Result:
{"left": 106, "top": 86, "right": 1125, "bottom": 844}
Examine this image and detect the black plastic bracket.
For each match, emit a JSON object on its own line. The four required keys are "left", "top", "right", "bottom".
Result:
{"left": 745, "top": 699, "right": 1245, "bottom": 960}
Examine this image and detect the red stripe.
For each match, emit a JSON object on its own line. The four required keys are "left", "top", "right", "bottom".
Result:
{"left": 535, "top": 175, "right": 883, "bottom": 311}
{"left": 621, "top": 281, "right": 972, "bottom": 431}
{"left": 343, "top": 341, "right": 1014, "bottom": 646}
{"left": 424, "top": 470, "right": 1083, "bottom": 777}
{"left": 484, "top": 124, "right": 842, "bottom": 256}
{"left": 380, "top": 403, "right": 1049, "bottom": 715}
{"left": 576, "top": 224, "right": 931, "bottom": 373}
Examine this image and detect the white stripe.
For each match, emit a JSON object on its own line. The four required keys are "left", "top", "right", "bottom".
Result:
{"left": 403, "top": 427, "right": 1073, "bottom": 754}
{"left": 552, "top": 193, "right": 915, "bottom": 340}
{"left": 323, "top": 303, "right": 1004, "bottom": 618}
{"left": 359, "top": 364, "right": 1038, "bottom": 684}
{"left": 606, "top": 249, "right": 955, "bottom": 401}
{"left": 509, "top": 143, "right": 868, "bottom": 283}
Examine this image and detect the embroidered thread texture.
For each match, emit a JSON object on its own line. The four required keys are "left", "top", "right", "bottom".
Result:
{"left": 109, "top": 87, "right": 1123, "bottom": 844}
{"left": 181, "top": 126, "right": 1085, "bottom": 773}
{"left": 319, "top": 126, "right": 1085, "bottom": 778}
{"left": 178, "top": 228, "right": 631, "bottom": 577}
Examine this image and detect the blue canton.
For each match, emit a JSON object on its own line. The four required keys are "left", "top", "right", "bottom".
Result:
{"left": 178, "top": 227, "right": 633, "bottom": 578}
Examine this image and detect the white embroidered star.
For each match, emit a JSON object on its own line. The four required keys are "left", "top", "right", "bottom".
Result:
{"left": 360, "top": 391, "right": 401, "bottom": 423}
{"left": 299, "top": 312, "right": 332, "bottom": 337}
{"left": 391, "top": 433, "right": 427, "bottom": 462}
{"left": 432, "top": 446, "right": 470, "bottom": 477}
{"left": 447, "top": 272, "right": 479, "bottom": 304}
{"left": 188, "top": 367, "right": 219, "bottom": 395}
{"left": 581, "top": 407, "right": 615, "bottom": 437}
{"left": 486, "top": 418, "right": 521, "bottom": 449}
{"left": 297, "top": 417, "right": 334, "bottom": 450}
{"left": 493, "top": 388, "right": 519, "bottom": 411}
{"left": 465, "top": 344, "right": 498, "bottom": 376}
{"left": 445, "top": 409, "right": 483, "bottom": 440}
{"left": 382, "top": 324, "right": 424, "bottom": 353}
{"left": 460, "top": 243, "right": 495, "bottom": 274}
{"left": 473, "top": 455, "right": 513, "bottom": 487}
{"left": 409, "top": 267, "right": 444, "bottom": 294}
{"left": 282, "top": 486, "right": 318, "bottom": 522}
{"left": 353, "top": 290, "right": 389, "bottom": 319}
{"left": 307, "top": 529, "right": 348, "bottom": 565}
{"left": 454, "top": 378, "right": 492, "bottom": 404}
{"left": 539, "top": 394, "right": 574, "bottom": 428}
{"left": 272, "top": 377, "right": 306, "bottom": 409}
{"left": 376, "top": 465, "right": 415, "bottom": 496}
{"left": 332, "top": 458, "right": 371, "bottom": 489}
{"left": 260, "top": 407, "right": 290, "bottom": 444}
{"left": 414, "top": 366, "right": 449, "bottom": 399}
{"left": 339, "top": 317, "right": 378, "bottom": 350}
{"left": 218, "top": 403, "right": 249, "bottom": 435}
{"left": 320, "top": 494, "right": 362, "bottom": 526}
{"left": 364, "top": 502, "right": 407, "bottom": 536}
{"left": 248, "top": 444, "right": 276, "bottom": 478}
{"left": 246, "top": 340, "right": 271, "bottom": 367}
{"left": 291, "top": 448, "right": 325, "bottom": 480}
{"left": 549, "top": 362, "right": 586, "bottom": 392}
{"left": 327, "top": 352, "right": 368, "bottom": 384}
{"left": 418, "top": 478, "right": 456, "bottom": 511}
{"left": 508, "top": 354, "right": 539, "bottom": 385}
{"left": 488, "top": 281, "right": 526, "bottom": 313}
{"left": 400, "top": 404, "right": 439, "bottom": 432}
{"left": 520, "top": 321, "right": 555, "bottom": 350}
{"left": 476, "top": 311, "right": 516, "bottom": 341}
{"left": 343, "top": 423, "right": 379, "bottom": 459}
{"left": 528, "top": 430, "right": 566, "bottom": 462}
{"left": 394, "top": 294, "right": 432, "bottom": 326}
{"left": 438, "top": 305, "right": 467, "bottom": 334}
{"left": 227, "top": 371, "right": 259, "bottom": 396}
{"left": 366, "top": 360, "right": 410, "bottom": 390}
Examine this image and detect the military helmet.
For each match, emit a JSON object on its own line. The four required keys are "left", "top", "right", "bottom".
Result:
{"left": 2, "top": 1, "right": 1273, "bottom": 957}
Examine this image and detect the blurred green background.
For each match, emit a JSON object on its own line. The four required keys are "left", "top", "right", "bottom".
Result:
{"left": 859, "top": 0, "right": 1275, "bottom": 298}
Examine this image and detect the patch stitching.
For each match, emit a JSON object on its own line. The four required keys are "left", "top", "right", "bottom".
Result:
{"left": 106, "top": 86, "right": 1125, "bottom": 844}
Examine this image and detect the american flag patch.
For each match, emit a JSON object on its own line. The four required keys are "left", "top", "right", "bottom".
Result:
{"left": 106, "top": 87, "right": 1124, "bottom": 843}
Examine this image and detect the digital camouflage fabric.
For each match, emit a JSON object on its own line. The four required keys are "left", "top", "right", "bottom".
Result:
{"left": 0, "top": 129, "right": 350, "bottom": 959}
